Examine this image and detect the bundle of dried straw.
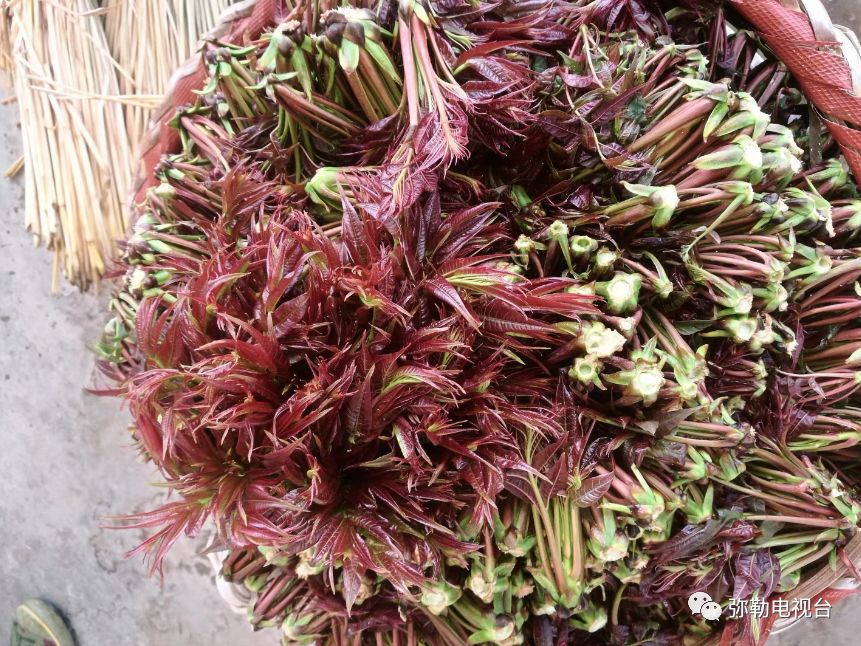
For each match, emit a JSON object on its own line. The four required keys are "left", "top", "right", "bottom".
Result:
{"left": 103, "top": 0, "right": 235, "bottom": 156}
{"left": 0, "top": 0, "right": 234, "bottom": 290}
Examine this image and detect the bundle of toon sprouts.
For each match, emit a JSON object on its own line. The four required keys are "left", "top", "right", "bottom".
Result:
{"left": 98, "top": 1, "right": 861, "bottom": 644}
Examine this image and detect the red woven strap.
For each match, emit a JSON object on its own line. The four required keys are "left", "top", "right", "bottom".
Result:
{"left": 133, "top": 0, "right": 287, "bottom": 204}
{"left": 731, "top": 0, "right": 861, "bottom": 180}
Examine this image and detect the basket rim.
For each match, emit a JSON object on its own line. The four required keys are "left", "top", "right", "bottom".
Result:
{"left": 798, "top": 0, "right": 861, "bottom": 93}
{"left": 732, "top": 0, "right": 861, "bottom": 182}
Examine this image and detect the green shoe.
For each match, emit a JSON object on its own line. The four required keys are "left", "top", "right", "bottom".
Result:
{"left": 10, "top": 599, "right": 75, "bottom": 646}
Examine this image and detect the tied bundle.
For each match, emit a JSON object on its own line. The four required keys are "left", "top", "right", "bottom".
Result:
{"left": 0, "top": 0, "right": 237, "bottom": 290}
{"left": 4, "top": 0, "right": 133, "bottom": 290}
{"left": 98, "top": 2, "right": 861, "bottom": 645}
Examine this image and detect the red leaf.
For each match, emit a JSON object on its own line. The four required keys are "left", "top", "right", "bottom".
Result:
{"left": 422, "top": 277, "right": 481, "bottom": 329}
{"left": 574, "top": 473, "right": 615, "bottom": 507}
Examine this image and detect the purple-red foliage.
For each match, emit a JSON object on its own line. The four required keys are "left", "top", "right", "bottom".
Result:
{"left": 108, "top": 165, "right": 596, "bottom": 585}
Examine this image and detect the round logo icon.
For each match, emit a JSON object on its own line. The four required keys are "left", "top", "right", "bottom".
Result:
{"left": 688, "top": 592, "right": 722, "bottom": 621}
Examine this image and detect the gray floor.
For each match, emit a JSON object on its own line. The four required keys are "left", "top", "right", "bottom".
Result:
{"left": 2, "top": 4, "right": 861, "bottom": 645}
{"left": 0, "top": 83, "right": 272, "bottom": 644}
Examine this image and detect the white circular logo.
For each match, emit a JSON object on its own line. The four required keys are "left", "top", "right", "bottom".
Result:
{"left": 688, "top": 592, "right": 722, "bottom": 620}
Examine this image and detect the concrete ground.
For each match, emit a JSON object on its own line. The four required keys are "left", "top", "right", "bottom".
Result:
{"left": 1, "top": 4, "right": 861, "bottom": 645}
{"left": 0, "top": 83, "right": 273, "bottom": 643}
{"left": 826, "top": 0, "right": 859, "bottom": 29}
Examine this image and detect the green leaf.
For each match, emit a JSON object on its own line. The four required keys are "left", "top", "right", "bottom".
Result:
{"left": 216, "top": 60, "right": 233, "bottom": 78}
{"left": 703, "top": 101, "right": 728, "bottom": 139}
{"left": 258, "top": 26, "right": 285, "bottom": 70}
{"left": 291, "top": 50, "right": 315, "bottom": 99}
{"left": 413, "top": 3, "right": 431, "bottom": 24}
{"left": 625, "top": 94, "right": 648, "bottom": 123}
{"left": 365, "top": 40, "right": 402, "bottom": 84}
{"left": 339, "top": 40, "right": 361, "bottom": 74}
{"left": 527, "top": 568, "right": 559, "bottom": 597}
{"left": 194, "top": 76, "right": 219, "bottom": 96}
{"left": 674, "top": 319, "right": 713, "bottom": 335}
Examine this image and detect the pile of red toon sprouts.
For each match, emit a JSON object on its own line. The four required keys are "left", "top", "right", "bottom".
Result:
{"left": 98, "top": 1, "right": 861, "bottom": 644}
